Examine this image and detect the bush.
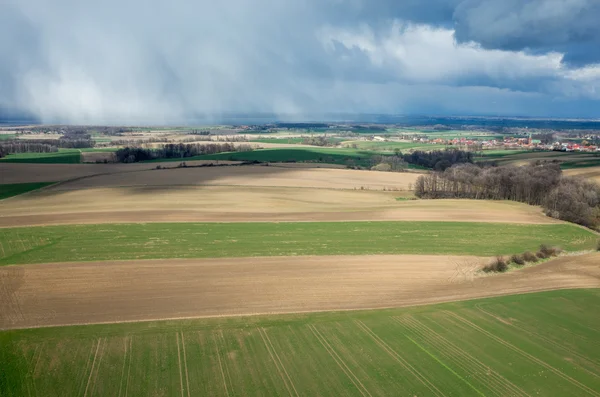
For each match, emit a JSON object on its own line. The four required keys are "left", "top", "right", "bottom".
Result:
{"left": 539, "top": 244, "right": 562, "bottom": 257}
{"left": 483, "top": 256, "right": 508, "bottom": 273}
{"left": 597, "top": 239, "right": 600, "bottom": 251}
{"left": 522, "top": 251, "right": 538, "bottom": 262}
{"left": 536, "top": 251, "right": 548, "bottom": 259}
{"left": 510, "top": 254, "right": 525, "bottom": 266}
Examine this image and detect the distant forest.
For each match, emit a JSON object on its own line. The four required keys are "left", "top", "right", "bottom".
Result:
{"left": 115, "top": 143, "right": 252, "bottom": 163}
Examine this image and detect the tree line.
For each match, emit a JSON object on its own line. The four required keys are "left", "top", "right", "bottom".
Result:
{"left": 402, "top": 149, "right": 473, "bottom": 171}
{"left": 115, "top": 143, "right": 253, "bottom": 163}
{"left": 0, "top": 142, "right": 59, "bottom": 157}
{"left": 415, "top": 161, "right": 600, "bottom": 228}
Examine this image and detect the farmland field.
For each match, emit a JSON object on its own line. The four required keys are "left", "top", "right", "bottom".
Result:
{"left": 0, "top": 183, "right": 55, "bottom": 200}
{"left": 0, "top": 221, "right": 595, "bottom": 265}
{"left": 2, "top": 289, "right": 600, "bottom": 396}
{"left": 476, "top": 150, "right": 600, "bottom": 169}
{"left": 0, "top": 150, "right": 81, "bottom": 164}
{"left": 2, "top": 126, "right": 600, "bottom": 396}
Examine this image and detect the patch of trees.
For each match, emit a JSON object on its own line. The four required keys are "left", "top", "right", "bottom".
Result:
{"left": 115, "top": 143, "right": 253, "bottom": 163}
{"left": 415, "top": 162, "right": 600, "bottom": 229}
{"left": 370, "top": 155, "right": 408, "bottom": 172}
{"left": 0, "top": 142, "right": 58, "bottom": 157}
{"left": 402, "top": 149, "right": 473, "bottom": 171}
{"left": 301, "top": 136, "right": 337, "bottom": 147}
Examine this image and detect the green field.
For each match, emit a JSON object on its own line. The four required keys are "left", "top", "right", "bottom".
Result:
{"left": 2, "top": 289, "right": 599, "bottom": 396}
{"left": 0, "top": 221, "right": 595, "bottom": 266}
{"left": 0, "top": 134, "right": 16, "bottom": 140}
{"left": 0, "top": 150, "right": 81, "bottom": 164}
{"left": 151, "top": 147, "right": 378, "bottom": 166}
{"left": 0, "top": 183, "right": 55, "bottom": 200}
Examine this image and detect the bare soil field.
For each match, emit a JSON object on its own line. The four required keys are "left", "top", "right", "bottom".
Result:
{"left": 564, "top": 166, "right": 600, "bottom": 183}
{"left": 0, "top": 186, "right": 558, "bottom": 226}
{"left": 0, "top": 161, "right": 242, "bottom": 184}
{"left": 45, "top": 165, "right": 421, "bottom": 191}
{"left": 2, "top": 253, "right": 598, "bottom": 329}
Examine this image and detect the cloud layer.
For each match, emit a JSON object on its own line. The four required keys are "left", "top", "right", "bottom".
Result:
{"left": 1, "top": 0, "right": 599, "bottom": 123}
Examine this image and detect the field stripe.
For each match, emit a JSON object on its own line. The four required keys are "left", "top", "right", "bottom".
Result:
{"left": 308, "top": 324, "right": 372, "bottom": 397}
{"left": 475, "top": 303, "right": 600, "bottom": 375}
{"left": 83, "top": 337, "right": 103, "bottom": 397}
{"left": 124, "top": 337, "right": 133, "bottom": 397}
{"left": 78, "top": 339, "right": 98, "bottom": 396}
{"left": 117, "top": 337, "right": 128, "bottom": 397}
{"left": 176, "top": 332, "right": 185, "bottom": 397}
{"left": 214, "top": 331, "right": 231, "bottom": 397}
{"left": 354, "top": 320, "right": 446, "bottom": 397}
{"left": 89, "top": 336, "right": 108, "bottom": 396}
{"left": 257, "top": 328, "right": 298, "bottom": 397}
{"left": 399, "top": 316, "right": 529, "bottom": 397}
{"left": 180, "top": 332, "right": 191, "bottom": 397}
{"left": 403, "top": 315, "right": 529, "bottom": 397}
{"left": 445, "top": 311, "right": 600, "bottom": 397}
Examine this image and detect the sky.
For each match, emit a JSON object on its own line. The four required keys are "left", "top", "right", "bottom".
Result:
{"left": 1, "top": 0, "right": 600, "bottom": 124}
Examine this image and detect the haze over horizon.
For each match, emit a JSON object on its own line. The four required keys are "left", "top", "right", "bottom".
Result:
{"left": 2, "top": 0, "right": 600, "bottom": 124}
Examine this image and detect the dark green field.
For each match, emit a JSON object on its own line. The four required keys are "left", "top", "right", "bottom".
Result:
{"left": 0, "top": 150, "right": 81, "bottom": 164}
{"left": 0, "top": 183, "right": 55, "bottom": 200}
{"left": 151, "top": 147, "right": 377, "bottom": 166}
{"left": 2, "top": 289, "right": 599, "bottom": 396}
{"left": 0, "top": 221, "right": 595, "bottom": 266}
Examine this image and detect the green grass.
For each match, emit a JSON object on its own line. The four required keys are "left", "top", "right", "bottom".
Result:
{"left": 0, "top": 149, "right": 81, "bottom": 164}
{"left": 2, "top": 289, "right": 599, "bottom": 396}
{"left": 0, "top": 134, "right": 16, "bottom": 140}
{"left": 0, "top": 221, "right": 595, "bottom": 266}
{"left": 148, "top": 147, "right": 425, "bottom": 169}
{"left": 0, "top": 183, "right": 55, "bottom": 200}
{"left": 150, "top": 147, "right": 378, "bottom": 166}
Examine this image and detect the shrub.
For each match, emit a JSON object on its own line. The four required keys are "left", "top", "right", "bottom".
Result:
{"left": 536, "top": 251, "right": 548, "bottom": 259}
{"left": 510, "top": 254, "right": 525, "bottom": 266}
{"left": 597, "top": 239, "right": 600, "bottom": 251}
{"left": 539, "top": 244, "right": 562, "bottom": 257}
{"left": 483, "top": 256, "right": 508, "bottom": 273}
{"left": 522, "top": 251, "right": 538, "bottom": 262}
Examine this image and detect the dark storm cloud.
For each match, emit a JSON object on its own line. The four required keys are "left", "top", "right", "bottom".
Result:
{"left": 0, "top": 0, "right": 599, "bottom": 123}
{"left": 453, "top": 0, "right": 600, "bottom": 65}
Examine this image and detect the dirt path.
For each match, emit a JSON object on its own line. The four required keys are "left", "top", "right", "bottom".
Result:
{"left": 1, "top": 253, "right": 598, "bottom": 330}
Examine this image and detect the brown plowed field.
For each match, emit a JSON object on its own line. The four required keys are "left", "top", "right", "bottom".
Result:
{"left": 0, "top": 161, "right": 242, "bottom": 184}
{"left": 564, "top": 166, "right": 600, "bottom": 183}
{"left": 0, "top": 186, "right": 558, "bottom": 226}
{"left": 45, "top": 165, "right": 422, "bottom": 191}
{"left": 2, "top": 253, "right": 598, "bottom": 330}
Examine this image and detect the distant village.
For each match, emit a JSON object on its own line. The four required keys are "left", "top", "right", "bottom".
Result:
{"left": 410, "top": 134, "right": 600, "bottom": 152}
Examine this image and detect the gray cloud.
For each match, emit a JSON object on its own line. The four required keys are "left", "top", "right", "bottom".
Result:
{"left": 0, "top": 0, "right": 599, "bottom": 123}
{"left": 453, "top": 0, "right": 600, "bottom": 65}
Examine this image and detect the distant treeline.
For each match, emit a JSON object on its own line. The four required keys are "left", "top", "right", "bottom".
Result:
{"left": 0, "top": 142, "right": 58, "bottom": 157}
{"left": 301, "top": 136, "right": 337, "bottom": 147}
{"left": 115, "top": 143, "right": 252, "bottom": 163}
{"left": 402, "top": 149, "right": 473, "bottom": 171}
{"left": 415, "top": 162, "right": 600, "bottom": 228}
{"left": 276, "top": 123, "right": 329, "bottom": 129}
{"left": 0, "top": 129, "right": 95, "bottom": 156}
